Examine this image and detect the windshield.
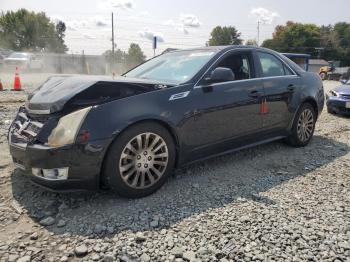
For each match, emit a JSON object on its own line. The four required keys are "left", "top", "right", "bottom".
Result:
{"left": 9, "top": 52, "right": 29, "bottom": 59}
{"left": 124, "top": 50, "right": 216, "bottom": 84}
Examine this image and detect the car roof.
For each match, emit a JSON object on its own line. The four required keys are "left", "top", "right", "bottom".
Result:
{"left": 281, "top": 53, "right": 311, "bottom": 58}
{"left": 166, "top": 45, "right": 279, "bottom": 55}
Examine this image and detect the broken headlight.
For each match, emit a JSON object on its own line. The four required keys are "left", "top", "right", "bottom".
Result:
{"left": 47, "top": 107, "right": 91, "bottom": 147}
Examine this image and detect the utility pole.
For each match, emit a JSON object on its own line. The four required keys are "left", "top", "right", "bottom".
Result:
{"left": 257, "top": 20, "right": 260, "bottom": 47}
{"left": 112, "top": 12, "right": 115, "bottom": 57}
{"left": 111, "top": 12, "right": 115, "bottom": 72}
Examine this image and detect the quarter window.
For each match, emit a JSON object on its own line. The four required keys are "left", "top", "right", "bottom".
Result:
{"left": 257, "top": 52, "right": 293, "bottom": 77}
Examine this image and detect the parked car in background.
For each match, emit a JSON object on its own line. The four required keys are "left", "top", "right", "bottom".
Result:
{"left": 326, "top": 79, "right": 350, "bottom": 115}
{"left": 3, "top": 52, "right": 43, "bottom": 71}
{"left": 8, "top": 46, "right": 324, "bottom": 198}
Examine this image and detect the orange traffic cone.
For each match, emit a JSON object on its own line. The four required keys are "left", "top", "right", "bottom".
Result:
{"left": 13, "top": 67, "right": 22, "bottom": 91}
{"left": 260, "top": 98, "right": 269, "bottom": 114}
{"left": 0, "top": 79, "right": 3, "bottom": 91}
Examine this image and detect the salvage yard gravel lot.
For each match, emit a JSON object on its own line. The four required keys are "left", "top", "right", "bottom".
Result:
{"left": 0, "top": 76, "right": 349, "bottom": 262}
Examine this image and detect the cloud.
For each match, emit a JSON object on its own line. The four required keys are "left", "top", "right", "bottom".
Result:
{"left": 177, "top": 26, "right": 189, "bottom": 35}
{"left": 139, "top": 11, "right": 149, "bottom": 17}
{"left": 164, "top": 19, "right": 176, "bottom": 27}
{"left": 139, "top": 29, "right": 165, "bottom": 42}
{"left": 250, "top": 7, "right": 279, "bottom": 24}
{"left": 110, "top": 0, "right": 134, "bottom": 9}
{"left": 163, "top": 14, "right": 201, "bottom": 34}
{"left": 65, "top": 16, "right": 110, "bottom": 31}
{"left": 180, "top": 13, "right": 201, "bottom": 28}
{"left": 51, "top": 15, "right": 64, "bottom": 24}
{"left": 83, "top": 34, "right": 97, "bottom": 40}
{"left": 66, "top": 20, "right": 89, "bottom": 31}
{"left": 93, "top": 16, "right": 109, "bottom": 27}
{"left": 67, "top": 26, "right": 77, "bottom": 31}
{"left": 98, "top": 0, "right": 134, "bottom": 10}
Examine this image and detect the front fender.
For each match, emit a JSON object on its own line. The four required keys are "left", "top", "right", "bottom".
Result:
{"left": 80, "top": 84, "right": 192, "bottom": 144}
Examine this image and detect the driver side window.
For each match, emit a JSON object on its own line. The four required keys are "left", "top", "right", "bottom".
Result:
{"left": 214, "top": 53, "right": 252, "bottom": 81}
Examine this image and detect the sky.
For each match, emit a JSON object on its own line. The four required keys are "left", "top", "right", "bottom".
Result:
{"left": 1, "top": 0, "right": 350, "bottom": 57}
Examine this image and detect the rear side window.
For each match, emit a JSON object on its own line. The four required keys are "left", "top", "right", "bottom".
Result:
{"left": 257, "top": 52, "right": 294, "bottom": 77}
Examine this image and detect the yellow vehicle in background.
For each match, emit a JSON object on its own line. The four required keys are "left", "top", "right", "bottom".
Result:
{"left": 318, "top": 61, "right": 346, "bottom": 81}
{"left": 319, "top": 61, "right": 335, "bottom": 80}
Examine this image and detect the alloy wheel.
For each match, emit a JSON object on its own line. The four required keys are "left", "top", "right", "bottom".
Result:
{"left": 297, "top": 109, "right": 314, "bottom": 142}
{"left": 119, "top": 132, "right": 169, "bottom": 189}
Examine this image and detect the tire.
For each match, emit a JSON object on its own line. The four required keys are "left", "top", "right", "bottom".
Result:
{"left": 103, "top": 122, "right": 175, "bottom": 198}
{"left": 285, "top": 103, "right": 316, "bottom": 147}
{"left": 319, "top": 72, "right": 327, "bottom": 81}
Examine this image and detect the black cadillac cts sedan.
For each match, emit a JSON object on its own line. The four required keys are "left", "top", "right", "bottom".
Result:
{"left": 8, "top": 46, "right": 324, "bottom": 198}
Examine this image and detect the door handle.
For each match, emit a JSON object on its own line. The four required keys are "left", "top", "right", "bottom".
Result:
{"left": 249, "top": 90, "right": 262, "bottom": 98}
{"left": 287, "top": 84, "right": 295, "bottom": 92}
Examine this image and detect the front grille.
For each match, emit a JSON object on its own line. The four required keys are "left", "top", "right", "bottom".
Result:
{"left": 9, "top": 108, "right": 48, "bottom": 144}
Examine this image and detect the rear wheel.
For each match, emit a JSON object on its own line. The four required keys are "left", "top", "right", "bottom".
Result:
{"left": 103, "top": 122, "right": 175, "bottom": 198}
{"left": 285, "top": 103, "right": 316, "bottom": 147}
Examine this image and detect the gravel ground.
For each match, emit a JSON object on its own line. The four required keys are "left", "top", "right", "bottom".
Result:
{"left": 0, "top": 79, "right": 349, "bottom": 262}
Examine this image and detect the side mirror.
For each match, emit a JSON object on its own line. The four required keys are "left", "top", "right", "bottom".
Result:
{"left": 207, "top": 67, "right": 235, "bottom": 83}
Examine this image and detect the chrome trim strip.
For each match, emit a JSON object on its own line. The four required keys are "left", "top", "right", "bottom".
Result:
{"left": 10, "top": 142, "right": 27, "bottom": 149}
{"left": 194, "top": 75, "right": 299, "bottom": 89}
{"left": 26, "top": 108, "right": 50, "bottom": 115}
{"left": 194, "top": 48, "right": 298, "bottom": 88}
{"left": 25, "top": 104, "right": 50, "bottom": 115}
{"left": 14, "top": 163, "right": 26, "bottom": 171}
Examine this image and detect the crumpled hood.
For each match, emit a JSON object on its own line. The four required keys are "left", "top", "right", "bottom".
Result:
{"left": 334, "top": 84, "right": 350, "bottom": 95}
{"left": 26, "top": 75, "right": 170, "bottom": 114}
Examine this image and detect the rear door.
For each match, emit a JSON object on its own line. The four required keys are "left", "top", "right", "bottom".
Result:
{"left": 255, "top": 51, "right": 301, "bottom": 131}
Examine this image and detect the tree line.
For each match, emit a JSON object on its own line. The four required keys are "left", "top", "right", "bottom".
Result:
{"left": 1, "top": 9, "right": 349, "bottom": 66}
{"left": 208, "top": 22, "right": 350, "bottom": 66}
{"left": 0, "top": 9, "right": 67, "bottom": 53}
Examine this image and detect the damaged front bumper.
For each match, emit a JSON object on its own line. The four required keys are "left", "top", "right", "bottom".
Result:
{"left": 8, "top": 108, "right": 108, "bottom": 191}
{"left": 9, "top": 142, "right": 104, "bottom": 191}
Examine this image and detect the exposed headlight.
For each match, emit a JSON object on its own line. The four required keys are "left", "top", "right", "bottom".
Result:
{"left": 47, "top": 107, "right": 91, "bottom": 147}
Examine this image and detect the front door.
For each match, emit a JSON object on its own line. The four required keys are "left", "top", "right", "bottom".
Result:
{"left": 181, "top": 50, "right": 265, "bottom": 161}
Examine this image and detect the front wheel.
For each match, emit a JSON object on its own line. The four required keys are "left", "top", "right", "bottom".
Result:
{"left": 285, "top": 103, "right": 316, "bottom": 147}
{"left": 103, "top": 122, "right": 175, "bottom": 198}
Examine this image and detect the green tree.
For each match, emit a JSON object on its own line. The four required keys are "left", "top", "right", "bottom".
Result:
{"left": 332, "top": 22, "right": 350, "bottom": 65}
{"left": 126, "top": 43, "right": 146, "bottom": 67}
{"left": 103, "top": 49, "right": 127, "bottom": 64}
{"left": 262, "top": 21, "right": 350, "bottom": 65}
{"left": 0, "top": 9, "right": 67, "bottom": 53}
{"left": 208, "top": 26, "right": 242, "bottom": 46}
{"left": 262, "top": 21, "right": 321, "bottom": 56}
